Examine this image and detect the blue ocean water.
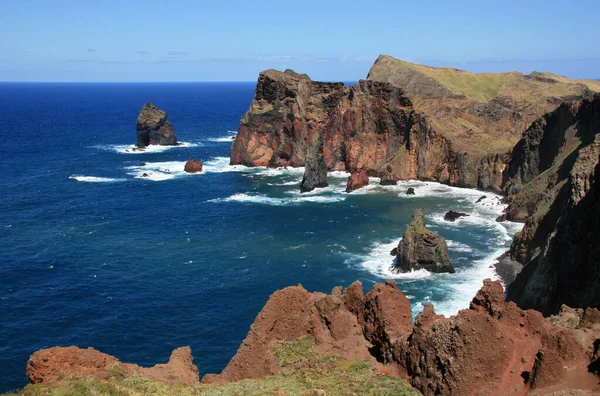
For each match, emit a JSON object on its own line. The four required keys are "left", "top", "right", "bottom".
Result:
{"left": 0, "top": 82, "right": 521, "bottom": 392}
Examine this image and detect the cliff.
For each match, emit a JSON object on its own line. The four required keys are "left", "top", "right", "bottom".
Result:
{"left": 21, "top": 280, "right": 600, "bottom": 395}
{"left": 504, "top": 95, "right": 600, "bottom": 314}
{"left": 231, "top": 57, "right": 598, "bottom": 191}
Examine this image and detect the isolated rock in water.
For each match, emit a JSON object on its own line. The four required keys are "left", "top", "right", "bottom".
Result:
{"left": 346, "top": 169, "right": 369, "bottom": 192}
{"left": 184, "top": 159, "right": 203, "bottom": 173}
{"left": 393, "top": 209, "right": 454, "bottom": 273}
{"left": 136, "top": 102, "right": 178, "bottom": 147}
{"left": 406, "top": 188, "right": 415, "bottom": 195}
{"left": 26, "top": 346, "right": 199, "bottom": 386}
{"left": 300, "top": 133, "right": 328, "bottom": 193}
{"left": 475, "top": 195, "right": 486, "bottom": 203}
{"left": 444, "top": 210, "right": 469, "bottom": 222}
{"left": 141, "top": 173, "right": 150, "bottom": 178}
{"left": 379, "top": 173, "right": 397, "bottom": 185}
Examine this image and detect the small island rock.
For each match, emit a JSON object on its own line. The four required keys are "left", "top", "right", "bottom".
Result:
{"left": 300, "top": 133, "right": 328, "bottom": 193}
{"left": 184, "top": 159, "right": 203, "bottom": 173}
{"left": 444, "top": 210, "right": 469, "bottom": 222}
{"left": 392, "top": 209, "right": 455, "bottom": 273}
{"left": 136, "top": 102, "right": 178, "bottom": 147}
{"left": 406, "top": 187, "right": 415, "bottom": 195}
{"left": 346, "top": 169, "right": 369, "bottom": 192}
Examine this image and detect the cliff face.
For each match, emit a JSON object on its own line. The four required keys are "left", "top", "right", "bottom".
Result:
{"left": 231, "top": 71, "right": 511, "bottom": 191}
{"left": 503, "top": 95, "right": 600, "bottom": 314}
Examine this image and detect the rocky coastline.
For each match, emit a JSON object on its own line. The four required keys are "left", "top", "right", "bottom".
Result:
{"left": 10, "top": 57, "right": 600, "bottom": 394}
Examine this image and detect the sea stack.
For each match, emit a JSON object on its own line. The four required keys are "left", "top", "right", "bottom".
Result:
{"left": 392, "top": 209, "right": 455, "bottom": 273}
{"left": 136, "top": 102, "right": 178, "bottom": 147}
{"left": 346, "top": 169, "right": 369, "bottom": 192}
{"left": 300, "top": 133, "right": 328, "bottom": 193}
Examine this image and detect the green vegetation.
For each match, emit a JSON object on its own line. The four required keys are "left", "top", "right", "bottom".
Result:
{"left": 7, "top": 336, "right": 418, "bottom": 396}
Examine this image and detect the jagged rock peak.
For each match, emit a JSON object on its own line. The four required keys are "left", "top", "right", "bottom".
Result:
{"left": 392, "top": 209, "right": 455, "bottom": 274}
{"left": 136, "top": 102, "right": 177, "bottom": 147}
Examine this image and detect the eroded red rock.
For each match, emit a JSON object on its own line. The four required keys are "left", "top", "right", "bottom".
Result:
{"left": 346, "top": 169, "right": 369, "bottom": 192}
{"left": 184, "top": 159, "right": 203, "bottom": 173}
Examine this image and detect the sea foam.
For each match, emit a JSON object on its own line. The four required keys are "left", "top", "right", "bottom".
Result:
{"left": 69, "top": 175, "right": 126, "bottom": 183}
{"left": 97, "top": 141, "right": 199, "bottom": 154}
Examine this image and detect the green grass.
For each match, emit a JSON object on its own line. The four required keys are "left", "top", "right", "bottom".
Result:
{"left": 8, "top": 336, "right": 419, "bottom": 396}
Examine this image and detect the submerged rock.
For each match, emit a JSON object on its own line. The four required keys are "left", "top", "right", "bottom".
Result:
{"left": 392, "top": 209, "right": 454, "bottom": 273}
{"left": 136, "top": 102, "right": 178, "bottom": 147}
{"left": 346, "top": 169, "right": 369, "bottom": 192}
{"left": 443, "top": 210, "right": 469, "bottom": 222}
{"left": 184, "top": 159, "right": 203, "bottom": 173}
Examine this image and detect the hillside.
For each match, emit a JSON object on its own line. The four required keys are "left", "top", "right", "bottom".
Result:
{"left": 367, "top": 55, "right": 599, "bottom": 154}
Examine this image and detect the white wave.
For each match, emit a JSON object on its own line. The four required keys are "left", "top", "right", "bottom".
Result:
{"left": 345, "top": 239, "right": 433, "bottom": 280}
{"left": 206, "top": 137, "right": 236, "bottom": 143}
{"left": 430, "top": 249, "right": 505, "bottom": 317}
{"left": 69, "top": 175, "right": 126, "bottom": 183}
{"left": 446, "top": 240, "right": 474, "bottom": 253}
{"left": 97, "top": 141, "right": 199, "bottom": 154}
{"left": 125, "top": 161, "right": 201, "bottom": 181}
{"left": 209, "top": 193, "right": 345, "bottom": 206}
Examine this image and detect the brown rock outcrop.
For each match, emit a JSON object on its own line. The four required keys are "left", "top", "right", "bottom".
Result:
{"left": 392, "top": 209, "right": 455, "bottom": 273}
{"left": 27, "top": 346, "right": 199, "bottom": 386}
{"left": 136, "top": 102, "right": 178, "bottom": 147}
{"left": 184, "top": 159, "right": 203, "bottom": 173}
{"left": 300, "top": 131, "right": 329, "bottom": 193}
{"left": 345, "top": 169, "right": 369, "bottom": 192}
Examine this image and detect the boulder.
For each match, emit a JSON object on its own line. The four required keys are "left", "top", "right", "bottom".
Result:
{"left": 443, "top": 210, "right": 469, "bottom": 222}
{"left": 346, "top": 169, "right": 369, "bottom": 192}
{"left": 392, "top": 209, "right": 455, "bottom": 273}
{"left": 184, "top": 159, "right": 203, "bottom": 173}
{"left": 406, "top": 188, "right": 415, "bottom": 195}
{"left": 136, "top": 102, "right": 178, "bottom": 147}
{"left": 379, "top": 173, "right": 397, "bottom": 185}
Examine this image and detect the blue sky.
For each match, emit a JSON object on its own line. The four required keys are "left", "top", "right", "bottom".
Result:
{"left": 1, "top": 0, "right": 599, "bottom": 82}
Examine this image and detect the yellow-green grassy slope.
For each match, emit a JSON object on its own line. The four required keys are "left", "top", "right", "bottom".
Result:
{"left": 367, "top": 55, "right": 600, "bottom": 154}
{"left": 6, "top": 336, "right": 418, "bottom": 396}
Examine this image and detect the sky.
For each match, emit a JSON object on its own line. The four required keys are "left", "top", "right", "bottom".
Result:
{"left": 1, "top": 0, "right": 599, "bottom": 82}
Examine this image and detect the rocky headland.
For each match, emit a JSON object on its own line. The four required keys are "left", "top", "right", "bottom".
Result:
{"left": 136, "top": 102, "right": 178, "bottom": 147}
{"left": 16, "top": 280, "right": 600, "bottom": 395}
{"left": 391, "top": 209, "right": 455, "bottom": 274}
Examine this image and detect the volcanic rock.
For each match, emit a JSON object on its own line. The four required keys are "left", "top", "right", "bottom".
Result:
{"left": 184, "top": 159, "right": 203, "bottom": 173}
{"left": 300, "top": 132, "right": 328, "bottom": 193}
{"left": 475, "top": 195, "right": 486, "bottom": 203}
{"left": 26, "top": 346, "right": 199, "bottom": 386}
{"left": 346, "top": 169, "right": 369, "bottom": 192}
{"left": 443, "top": 210, "right": 469, "bottom": 222}
{"left": 504, "top": 95, "right": 600, "bottom": 314}
{"left": 379, "top": 173, "right": 397, "bottom": 185}
{"left": 136, "top": 102, "right": 178, "bottom": 147}
{"left": 392, "top": 209, "right": 454, "bottom": 273}
{"left": 405, "top": 187, "right": 415, "bottom": 195}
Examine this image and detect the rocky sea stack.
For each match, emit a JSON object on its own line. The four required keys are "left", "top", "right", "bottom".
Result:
{"left": 136, "top": 102, "right": 178, "bottom": 147}
{"left": 346, "top": 169, "right": 369, "bottom": 192}
{"left": 300, "top": 133, "right": 328, "bottom": 193}
{"left": 392, "top": 209, "right": 454, "bottom": 273}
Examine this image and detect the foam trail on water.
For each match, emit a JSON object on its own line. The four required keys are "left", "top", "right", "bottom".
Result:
{"left": 69, "top": 175, "right": 126, "bottom": 183}
{"left": 96, "top": 141, "right": 199, "bottom": 154}
{"left": 125, "top": 161, "right": 197, "bottom": 181}
{"left": 345, "top": 239, "right": 433, "bottom": 280}
{"left": 209, "top": 193, "right": 345, "bottom": 206}
{"left": 206, "top": 130, "right": 237, "bottom": 143}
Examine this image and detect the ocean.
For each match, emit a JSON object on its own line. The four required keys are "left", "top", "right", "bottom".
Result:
{"left": 0, "top": 82, "right": 522, "bottom": 392}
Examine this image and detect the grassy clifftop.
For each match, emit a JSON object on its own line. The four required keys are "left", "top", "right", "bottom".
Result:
{"left": 367, "top": 55, "right": 600, "bottom": 154}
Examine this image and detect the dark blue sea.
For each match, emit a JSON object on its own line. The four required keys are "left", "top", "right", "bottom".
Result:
{"left": 0, "top": 82, "right": 522, "bottom": 392}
